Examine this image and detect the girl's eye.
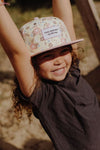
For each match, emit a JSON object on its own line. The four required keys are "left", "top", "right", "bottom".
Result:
{"left": 42, "top": 54, "right": 54, "bottom": 60}
{"left": 43, "top": 54, "right": 53, "bottom": 58}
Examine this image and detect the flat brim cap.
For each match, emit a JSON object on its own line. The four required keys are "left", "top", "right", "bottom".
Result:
{"left": 20, "top": 17, "right": 84, "bottom": 57}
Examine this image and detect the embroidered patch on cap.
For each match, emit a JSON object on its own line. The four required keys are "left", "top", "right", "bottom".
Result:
{"left": 42, "top": 26, "right": 61, "bottom": 40}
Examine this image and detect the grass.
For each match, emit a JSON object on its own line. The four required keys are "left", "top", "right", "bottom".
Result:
{"left": 7, "top": 6, "right": 53, "bottom": 28}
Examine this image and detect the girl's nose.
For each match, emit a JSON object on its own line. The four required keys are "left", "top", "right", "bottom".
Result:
{"left": 54, "top": 56, "right": 63, "bottom": 65}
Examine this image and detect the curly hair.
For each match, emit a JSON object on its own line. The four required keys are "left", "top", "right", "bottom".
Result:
{"left": 13, "top": 78, "right": 33, "bottom": 120}
{"left": 12, "top": 46, "right": 79, "bottom": 120}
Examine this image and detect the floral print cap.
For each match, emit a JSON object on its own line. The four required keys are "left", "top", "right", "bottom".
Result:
{"left": 20, "top": 17, "right": 83, "bottom": 57}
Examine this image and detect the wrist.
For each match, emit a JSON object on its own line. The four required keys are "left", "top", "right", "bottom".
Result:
{"left": 0, "top": 0, "right": 4, "bottom": 5}
{"left": 0, "top": 0, "right": 10, "bottom": 6}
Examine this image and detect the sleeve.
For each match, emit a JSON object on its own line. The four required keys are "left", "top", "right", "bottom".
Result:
{"left": 17, "top": 87, "right": 31, "bottom": 103}
{"left": 15, "top": 80, "right": 44, "bottom": 104}
{"left": 28, "top": 81, "right": 49, "bottom": 118}
{"left": 29, "top": 81, "right": 45, "bottom": 107}
{"left": 29, "top": 81, "right": 55, "bottom": 119}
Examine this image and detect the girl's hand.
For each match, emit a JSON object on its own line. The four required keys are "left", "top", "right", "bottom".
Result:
{"left": 0, "top": 0, "right": 10, "bottom": 6}
{"left": 0, "top": 0, "right": 4, "bottom": 5}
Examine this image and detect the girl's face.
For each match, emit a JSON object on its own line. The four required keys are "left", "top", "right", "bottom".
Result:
{"left": 36, "top": 46, "right": 72, "bottom": 82}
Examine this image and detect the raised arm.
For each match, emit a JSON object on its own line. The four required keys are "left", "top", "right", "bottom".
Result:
{"left": 0, "top": 5, "right": 35, "bottom": 97}
{"left": 52, "top": 0, "right": 77, "bottom": 46}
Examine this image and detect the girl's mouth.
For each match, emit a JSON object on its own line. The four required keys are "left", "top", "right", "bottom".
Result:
{"left": 52, "top": 67, "right": 66, "bottom": 76}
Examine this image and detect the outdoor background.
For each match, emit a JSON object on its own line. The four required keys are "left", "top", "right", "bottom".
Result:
{"left": 0, "top": 1, "right": 100, "bottom": 150}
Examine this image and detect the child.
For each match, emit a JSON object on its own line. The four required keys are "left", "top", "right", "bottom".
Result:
{"left": 18, "top": 17, "right": 100, "bottom": 150}
{"left": 0, "top": 1, "right": 100, "bottom": 150}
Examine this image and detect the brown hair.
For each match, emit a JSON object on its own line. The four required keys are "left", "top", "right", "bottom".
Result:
{"left": 12, "top": 46, "right": 79, "bottom": 120}
{"left": 13, "top": 78, "right": 33, "bottom": 120}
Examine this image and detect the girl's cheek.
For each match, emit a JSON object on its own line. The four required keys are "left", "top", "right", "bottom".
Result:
{"left": 39, "top": 61, "right": 52, "bottom": 72}
{"left": 65, "top": 53, "right": 72, "bottom": 64}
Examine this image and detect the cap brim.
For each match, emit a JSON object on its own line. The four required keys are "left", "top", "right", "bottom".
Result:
{"left": 31, "top": 38, "right": 84, "bottom": 57}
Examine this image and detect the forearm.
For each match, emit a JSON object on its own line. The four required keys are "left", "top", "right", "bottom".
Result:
{"left": 0, "top": 5, "right": 27, "bottom": 57}
{"left": 52, "top": 0, "right": 76, "bottom": 42}
{"left": 0, "top": 5, "right": 35, "bottom": 97}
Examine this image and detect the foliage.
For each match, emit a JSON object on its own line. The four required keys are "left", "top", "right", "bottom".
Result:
{"left": 6, "top": 0, "right": 100, "bottom": 11}
{"left": 6, "top": 0, "right": 52, "bottom": 11}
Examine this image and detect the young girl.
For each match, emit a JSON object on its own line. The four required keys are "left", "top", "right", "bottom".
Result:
{"left": 0, "top": 1, "right": 100, "bottom": 150}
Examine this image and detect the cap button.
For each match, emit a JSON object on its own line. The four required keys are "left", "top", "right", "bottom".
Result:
{"left": 34, "top": 17, "right": 39, "bottom": 20}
